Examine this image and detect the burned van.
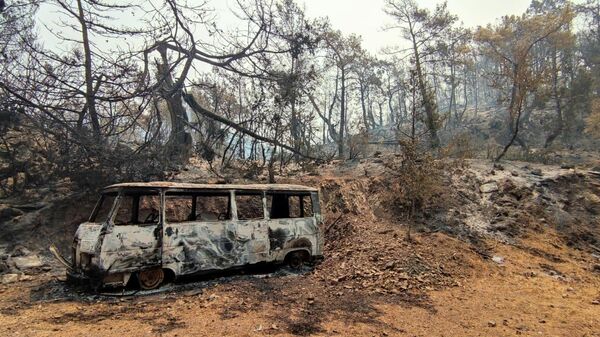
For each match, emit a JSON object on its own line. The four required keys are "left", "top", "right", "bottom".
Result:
{"left": 51, "top": 182, "right": 323, "bottom": 289}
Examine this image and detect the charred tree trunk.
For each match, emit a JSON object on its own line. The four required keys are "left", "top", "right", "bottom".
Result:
{"left": 409, "top": 21, "right": 440, "bottom": 148}
{"left": 338, "top": 67, "right": 346, "bottom": 159}
{"left": 544, "top": 51, "right": 563, "bottom": 148}
{"left": 360, "top": 82, "right": 369, "bottom": 130}
{"left": 76, "top": 0, "right": 101, "bottom": 138}
{"left": 157, "top": 45, "right": 192, "bottom": 164}
{"left": 496, "top": 64, "right": 525, "bottom": 162}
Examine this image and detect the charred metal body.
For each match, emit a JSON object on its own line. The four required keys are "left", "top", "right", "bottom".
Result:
{"left": 52, "top": 182, "right": 324, "bottom": 289}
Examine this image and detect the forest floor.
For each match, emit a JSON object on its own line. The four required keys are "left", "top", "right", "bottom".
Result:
{"left": 0, "top": 158, "right": 599, "bottom": 336}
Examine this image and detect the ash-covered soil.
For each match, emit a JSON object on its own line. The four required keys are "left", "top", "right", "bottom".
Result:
{"left": 0, "top": 158, "right": 599, "bottom": 336}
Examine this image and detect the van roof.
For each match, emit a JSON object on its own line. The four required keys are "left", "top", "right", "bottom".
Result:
{"left": 103, "top": 181, "right": 318, "bottom": 192}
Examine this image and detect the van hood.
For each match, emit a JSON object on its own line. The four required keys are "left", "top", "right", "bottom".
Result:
{"left": 75, "top": 222, "right": 104, "bottom": 254}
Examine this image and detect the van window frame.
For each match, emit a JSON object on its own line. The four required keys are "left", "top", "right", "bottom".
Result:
{"left": 89, "top": 192, "right": 118, "bottom": 223}
{"left": 233, "top": 190, "right": 266, "bottom": 221}
{"left": 164, "top": 189, "right": 233, "bottom": 223}
{"left": 265, "top": 191, "right": 314, "bottom": 220}
{"left": 108, "top": 188, "right": 163, "bottom": 227}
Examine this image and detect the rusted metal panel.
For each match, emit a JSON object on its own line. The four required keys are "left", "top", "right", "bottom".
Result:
{"left": 103, "top": 182, "right": 318, "bottom": 192}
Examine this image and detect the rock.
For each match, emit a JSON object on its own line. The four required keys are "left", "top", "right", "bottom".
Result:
{"left": 12, "top": 255, "right": 44, "bottom": 269}
{"left": 591, "top": 300, "right": 599, "bottom": 305}
{"left": 480, "top": 182, "right": 499, "bottom": 193}
{"left": 1, "top": 273, "right": 20, "bottom": 284}
{"left": 0, "top": 206, "right": 24, "bottom": 222}
{"left": 12, "top": 202, "right": 46, "bottom": 212}
{"left": 19, "top": 275, "right": 32, "bottom": 281}
{"left": 492, "top": 256, "right": 505, "bottom": 264}
{"left": 511, "top": 171, "right": 519, "bottom": 177}
{"left": 531, "top": 168, "right": 543, "bottom": 176}
{"left": 488, "top": 320, "right": 497, "bottom": 327}
{"left": 10, "top": 246, "right": 31, "bottom": 257}
{"left": 560, "top": 164, "right": 574, "bottom": 169}
{"left": 493, "top": 163, "right": 505, "bottom": 171}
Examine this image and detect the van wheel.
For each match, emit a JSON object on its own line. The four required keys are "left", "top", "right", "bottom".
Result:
{"left": 287, "top": 251, "right": 308, "bottom": 270}
{"left": 137, "top": 268, "right": 164, "bottom": 290}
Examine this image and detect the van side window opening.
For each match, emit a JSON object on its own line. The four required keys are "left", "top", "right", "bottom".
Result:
{"left": 301, "top": 195, "right": 314, "bottom": 217}
{"left": 114, "top": 192, "right": 160, "bottom": 225}
{"left": 196, "top": 194, "right": 230, "bottom": 221}
{"left": 235, "top": 193, "right": 264, "bottom": 220}
{"left": 91, "top": 193, "right": 116, "bottom": 222}
{"left": 267, "top": 193, "right": 314, "bottom": 219}
{"left": 165, "top": 194, "right": 193, "bottom": 223}
{"left": 165, "top": 192, "right": 231, "bottom": 222}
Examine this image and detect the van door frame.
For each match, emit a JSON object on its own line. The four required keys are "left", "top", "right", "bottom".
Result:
{"left": 231, "top": 190, "right": 270, "bottom": 264}
{"left": 99, "top": 188, "right": 164, "bottom": 273}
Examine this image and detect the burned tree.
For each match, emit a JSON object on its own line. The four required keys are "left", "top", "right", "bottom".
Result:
{"left": 476, "top": 6, "right": 574, "bottom": 161}
{"left": 385, "top": 0, "right": 458, "bottom": 149}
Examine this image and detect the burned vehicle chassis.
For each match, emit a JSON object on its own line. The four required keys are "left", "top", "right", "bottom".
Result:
{"left": 52, "top": 183, "right": 324, "bottom": 290}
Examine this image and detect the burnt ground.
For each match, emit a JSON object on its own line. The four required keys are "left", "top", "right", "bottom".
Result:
{"left": 0, "top": 158, "right": 599, "bottom": 336}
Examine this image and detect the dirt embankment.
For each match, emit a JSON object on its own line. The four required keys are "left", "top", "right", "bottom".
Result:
{"left": 0, "top": 158, "right": 599, "bottom": 336}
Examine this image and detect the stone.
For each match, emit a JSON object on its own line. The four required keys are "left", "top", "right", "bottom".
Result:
{"left": 1, "top": 273, "right": 20, "bottom": 284}
{"left": 531, "top": 168, "right": 543, "bottom": 176}
{"left": 488, "top": 320, "right": 497, "bottom": 327}
{"left": 19, "top": 275, "right": 32, "bottom": 281}
{"left": 11, "top": 246, "right": 31, "bottom": 257}
{"left": 12, "top": 255, "right": 44, "bottom": 269}
{"left": 492, "top": 256, "right": 505, "bottom": 264}
{"left": 0, "top": 206, "right": 24, "bottom": 222}
{"left": 480, "top": 182, "right": 499, "bottom": 193}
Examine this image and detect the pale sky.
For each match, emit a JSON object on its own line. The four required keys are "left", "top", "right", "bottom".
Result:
{"left": 37, "top": 0, "right": 539, "bottom": 55}
{"left": 299, "top": 0, "right": 532, "bottom": 53}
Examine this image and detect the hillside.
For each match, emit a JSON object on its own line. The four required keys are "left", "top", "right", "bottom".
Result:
{"left": 0, "top": 158, "right": 599, "bottom": 336}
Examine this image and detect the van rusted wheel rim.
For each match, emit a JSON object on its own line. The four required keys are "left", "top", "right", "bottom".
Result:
{"left": 288, "top": 252, "right": 305, "bottom": 269}
{"left": 137, "top": 269, "right": 164, "bottom": 290}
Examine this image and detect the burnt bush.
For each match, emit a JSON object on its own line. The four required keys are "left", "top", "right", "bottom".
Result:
{"left": 383, "top": 141, "right": 452, "bottom": 239}
{"left": 0, "top": 126, "right": 171, "bottom": 197}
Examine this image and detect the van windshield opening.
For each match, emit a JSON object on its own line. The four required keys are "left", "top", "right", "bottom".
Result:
{"left": 91, "top": 193, "right": 117, "bottom": 223}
